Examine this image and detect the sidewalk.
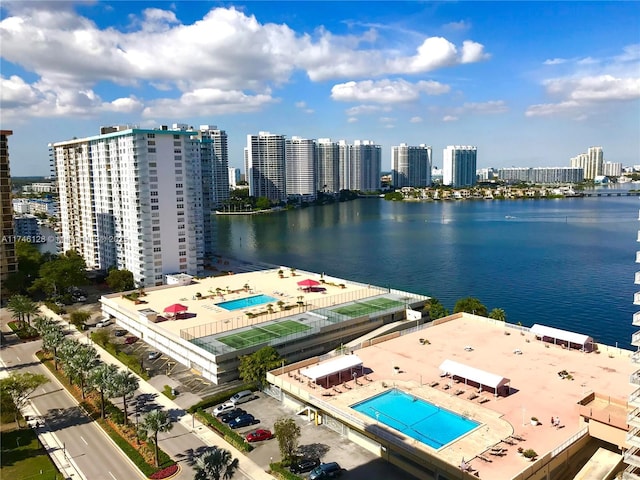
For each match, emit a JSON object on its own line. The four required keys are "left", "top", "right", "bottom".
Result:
{"left": 38, "top": 305, "right": 274, "bottom": 480}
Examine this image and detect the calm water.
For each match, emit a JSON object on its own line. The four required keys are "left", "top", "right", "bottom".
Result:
{"left": 214, "top": 194, "right": 637, "bottom": 349}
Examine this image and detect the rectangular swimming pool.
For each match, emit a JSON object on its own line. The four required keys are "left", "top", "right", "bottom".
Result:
{"left": 215, "top": 294, "right": 277, "bottom": 311}
{"left": 351, "top": 389, "right": 479, "bottom": 449}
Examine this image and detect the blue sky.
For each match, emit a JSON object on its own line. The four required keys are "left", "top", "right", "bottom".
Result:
{"left": 1, "top": 1, "right": 639, "bottom": 176}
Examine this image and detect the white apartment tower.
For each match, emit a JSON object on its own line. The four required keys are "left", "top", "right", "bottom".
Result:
{"left": 391, "top": 143, "right": 432, "bottom": 188}
{"left": 285, "top": 136, "right": 317, "bottom": 202}
{"left": 338, "top": 140, "right": 350, "bottom": 191}
{"left": 246, "top": 132, "right": 286, "bottom": 203}
{"left": 628, "top": 211, "right": 640, "bottom": 477}
{"left": 50, "top": 124, "right": 228, "bottom": 287}
{"left": 442, "top": 146, "right": 477, "bottom": 188}
{"left": 570, "top": 146, "right": 603, "bottom": 180}
{"left": 316, "top": 138, "right": 340, "bottom": 193}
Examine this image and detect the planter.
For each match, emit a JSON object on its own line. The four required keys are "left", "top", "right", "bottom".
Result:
{"left": 530, "top": 418, "right": 539, "bottom": 426}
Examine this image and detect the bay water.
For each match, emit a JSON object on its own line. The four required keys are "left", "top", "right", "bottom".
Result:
{"left": 215, "top": 193, "right": 638, "bottom": 349}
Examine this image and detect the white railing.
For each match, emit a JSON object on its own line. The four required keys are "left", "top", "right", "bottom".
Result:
{"left": 550, "top": 426, "right": 588, "bottom": 457}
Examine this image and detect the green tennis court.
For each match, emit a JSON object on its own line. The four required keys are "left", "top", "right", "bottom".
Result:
{"left": 218, "top": 320, "right": 311, "bottom": 349}
{"left": 331, "top": 298, "right": 405, "bottom": 318}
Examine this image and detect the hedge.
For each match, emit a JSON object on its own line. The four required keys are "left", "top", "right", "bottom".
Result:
{"left": 269, "top": 462, "right": 305, "bottom": 480}
{"left": 194, "top": 411, "right": 253, "bottom": 453}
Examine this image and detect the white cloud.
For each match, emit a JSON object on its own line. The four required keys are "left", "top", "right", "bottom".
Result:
{"left": 0, "top": 75, "right": 42, "bottom": 108}
{"left": 527, "top": 45, "right": 640, "bottom": 117}
{"left": 295, "top": 100, "right": 314, "bottom": 113}
{"left": 331, "top": 79, "right": 450, "bottom": 103}
{"left": 347, "top": 117, "right": 358, "bottom": 123}
{"left": 410, "top": 116, "right": 423, "bottom": 123}
{"left": 443, "top": 20, "right": 470, "bottom": 32}
{"left": 443, "top": 115, "right": 458, "bottom": 122}
{"left": 460, "top": 40, "right": 491, "bottom": 63}
{"left": 544, "top": 58, "right": 567, "bottom": 65}
{"left": 379, "top": 116, "right": 396, "bottom": 123}
{"left": 344, "top": 105, "right": 391, "bottom": 116}
{"left": 295, "top": 101, "right": 307, "bottom": 108}
{"left": 461, "top": 100, "right": 508, "bottom": 114}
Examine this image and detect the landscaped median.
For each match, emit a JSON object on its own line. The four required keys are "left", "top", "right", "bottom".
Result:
{"left": 37, "top": 351, "right": 177, "bottom": 479}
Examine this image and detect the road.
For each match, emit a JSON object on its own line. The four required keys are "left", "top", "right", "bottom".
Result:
{"left": 1, "top": 338, "right": 145, "bottom": 480}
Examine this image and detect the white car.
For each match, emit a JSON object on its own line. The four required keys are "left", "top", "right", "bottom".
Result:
{"left": 213, "top": 402, "right": 236, "bottom": 417}
{"left": 95, "top": 318, "right": 112, "bottom": 328}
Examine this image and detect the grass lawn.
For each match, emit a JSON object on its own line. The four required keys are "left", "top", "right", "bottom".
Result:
{"left": 0, "top": 428, "right": 63, "bottom": 480}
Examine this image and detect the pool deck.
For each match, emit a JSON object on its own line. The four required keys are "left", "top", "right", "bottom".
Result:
{"left": 273, "top": 313, "right": 633, "bottom": 479}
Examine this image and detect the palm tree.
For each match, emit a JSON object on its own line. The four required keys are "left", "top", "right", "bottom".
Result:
{"left": 489, "top": 308, "right": 507, "bottom": 322}
{"left": 58, "top": 339, "right": 82, "bottom": 385}
{"left": 67, "top": 343, "right": 99, "bottom": 399}
{"left": 88, "top": 363, "right": 119, "bottom": 418}
{"left": 22, "top": 298, "right": 39, "bottom": 326}
{"left": 111, "top": 370, "right": 139, "bottom": 424}
{"left": 194, "top": 447, "right": 239, "bottom": 480}
{"left": 42, "top": 326, "right": 65, "bottom": 371}
{"left": 140, "top": 410, "right": 174, "bottom": 467}
{"left": 7, "top": 294, "right": 29, "bottom": 325}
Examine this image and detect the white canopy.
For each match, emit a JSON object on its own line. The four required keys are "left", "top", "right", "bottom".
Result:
{"left": 300, "top": 355, "right": 363, "bottom": 382}
{"left": 439, "top": 359, "right": 510, "bottom": 393}
{"left": 530, "top": 324, "right": 593, "bottom": 351}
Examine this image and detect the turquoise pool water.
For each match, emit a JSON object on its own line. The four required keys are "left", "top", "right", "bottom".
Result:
{"left": 351, "top": 389, "right": 479, "bottom": 449}
{"left": 216, "top": 294, "right": 277, "bottom": 311}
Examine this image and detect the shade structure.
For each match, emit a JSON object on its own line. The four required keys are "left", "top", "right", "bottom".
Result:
{"left": 530, "top": 324, "right": 594, "bottom": 352}
{"left": 297, "top": 279, "right": 320, "bottom": 287}
{"left": 164, "top": 303, "right": 188, "bottom": 314}
{"left": 300, "top": 355, "right": 363, "bottom": 382}
{"left": 439, "top": 359, "right": 510, "bottom": 396}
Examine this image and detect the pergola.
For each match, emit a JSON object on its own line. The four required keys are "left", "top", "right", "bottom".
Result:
{"left": 439, "top": 359, "right": 511, "bottom": 397}
{"left": 300, "top": 355, "right": 363, "bottom": 386}
{"left": 530, "top": 324, "right": 594, "bottom": 352}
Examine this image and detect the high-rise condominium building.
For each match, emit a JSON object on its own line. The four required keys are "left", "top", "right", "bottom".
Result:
{"left": 628, "top": 210, "right": 640, "bottom": 477}
{"left": 228, "top": 167, "right": 240, "bottom": 188}
{"left": 338, "top": 140, "right": 350, "bottom": 191}
{"left": 498, "top": 167, "right": 584, "bottom": 184}
{"left": 442, "top": 146, "right": 477, "bottom": 187}
{"left": 285, "top": 137, "right": 316, "bottom": 202}
{"left": 0, "top": 130, "right": 17, "bottom": 294}
{"left": 570, "top": 146, "right": 603, "bottom": 180}
{"left": 603, "top": 161, "right": 622, "bottom": 177}
{"left": 51, "top": 123, "right": 227, "bottom": 287}
{"left": 347, "top": 140, "right": 382, "bottom": 191}
{"left": 391, "top": 143, "right": 432, "bottom": 188}
{"left": 316, "top": 138, "right": 340, "bottom": 194}
{"left": 246, "top": 132, "right": 286, "bottom": 203}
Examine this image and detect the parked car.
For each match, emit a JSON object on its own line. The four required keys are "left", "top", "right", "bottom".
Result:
{"left": 309, "top": 462, "right": 344, "bottom": 480}
{"left": 124, "top": 336, "right": 139, "bottom": 344}
{"left": 95, "top": 318, "right": 112, "bottom": 328}
{"left": 147, "top": 351, "right": 162, "bottom": 361}
{"left": 245, "top": 429, "right": 273, "bottom": 443}
{"left": 220, "top": 408, "right": 246, "bottom": 423}
{"left": 290, "top": 457, "right": 321, "bottom": 474}
{"left": 228, "top": 413, "right": 258, "bottom": 429}
{"left": 114, "top": 329, "right": 127, "bottom": 337}
{"left": 229, "top": 390, "right": 256, "bottom": 406}
{"left": 213, "top": 402, "right": 236, "bottom": 417}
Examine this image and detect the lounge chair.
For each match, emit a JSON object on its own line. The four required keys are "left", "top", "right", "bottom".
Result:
{"left": 429, "top": 381, "right": 439, "bottom": 388}
{"left": 478, "top": 455, "right": 492, "bottom": 463}
{"left": 468, "top": 393, "right": 478, "bottom": 400}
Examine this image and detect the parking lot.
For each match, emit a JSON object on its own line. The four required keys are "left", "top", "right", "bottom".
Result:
{"left": 208, "top": 393, "right": 416, "bottom": 480}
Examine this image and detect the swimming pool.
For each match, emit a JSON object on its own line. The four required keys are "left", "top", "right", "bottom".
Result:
{"left": 351, "top": 389, "right": 479, "bottom": 449}
{"left": 216, "top": 294, "right": 277, "bottom": 311}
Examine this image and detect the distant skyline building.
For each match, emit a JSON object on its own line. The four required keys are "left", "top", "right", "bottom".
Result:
{"left": 0, "top": 130, "right": 17, "bottom": 294}
{"left": 228, "top": 167, "right": 240, "bottom": 188}
{"left": 347, "top": 140, "right": 382, "bottom": 191}
{"left": 285, "top": 136, "right": 317, "bottom": 202}
{"left": 246, "top": 132, "right": 287, "bottom": 203}
{"left": 316, "top": 138, "right": 340, "bottom": 194}
{"left": 391, "top": 143, "right": 432, "bottom": 188}
{"left": 442, "top": 146, "right": 477, "bottom": 187}
{"left": 603, "top": 161, "right": 622, "bottom": 177}
{"left": 13, "top": 214, "right": 38, "bottom": 239}
{"left": 50, "top": 123, "right": 232, "bottom": 286}
{"left": 498, "top": 167, "right": 584, "bottom": 184}
{"left": 570, "top": 146, "right": 603, "bottom": 180}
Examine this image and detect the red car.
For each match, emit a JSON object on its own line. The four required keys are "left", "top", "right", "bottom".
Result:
{"left": 124, "top": 336, "right": 139, "bottom": 344}
{"left": 245, "top": 429, "right": 274, "bottom": 442}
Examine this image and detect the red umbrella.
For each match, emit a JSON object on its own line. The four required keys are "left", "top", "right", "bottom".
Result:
{"left": 164, "top": 303, "right": 188, "bottom": 314}
{"left": 297, "top": 279, "right": 320, "bottom": 287}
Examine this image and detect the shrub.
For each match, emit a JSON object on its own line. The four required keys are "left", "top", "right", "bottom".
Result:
{"left": 149, "top": 464, "right": 179, "bottom": 479}
{"left": 195, "top": 411, "right": 253, "bottom": 453}
{"left": 522, "top": 449, "right": 538, "bottom": 459}
{"left": 162, "top": 385, "right": 176, "bottom": 400}
{"left": 187, "top": 383, "right": 258, "bottom": 413}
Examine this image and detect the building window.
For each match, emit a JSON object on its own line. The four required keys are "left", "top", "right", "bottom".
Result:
{"left": 148, "top": 148, "right": 156, "bottom": 153}
{"left": 151, "top": 206, "right": 159, "bottom": 210}
{"left": 176, "top": 184, "right": 183, "bottom": 188}
{"left": 178, "top": 238, "right": 186, "bottom": 243}
{"left": 147, "top": 133, "right": 155, "bottom": 138}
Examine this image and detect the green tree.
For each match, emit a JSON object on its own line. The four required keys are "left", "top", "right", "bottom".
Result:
{"left": 193, "top": 446, "right": 239, "bottom": 480}
{"left": 68, "top": 344, "right": 100, "bottom": 399}
{"left": 488, "top": 308, "right": 507, "bottom": 322}
{"left": 0, "top": 372, "right": 49, "bottom": 427}
{"left": 58, "top": 339, "right": 83, "bottom": 385}
{"left": 273, "top": 417, "right": 301, "bottom": 463}
{"left": 69, "top": 310, "right": 91, "bottom": 330}
{"left": 453, "top": 297, "right": 488, "bottom": 317}
{"left": 111, "top": 370, "right": 139, "bottom": 425}
{"left": 255, "top": 196, "right": 271, "bottom": 210}
{"left": 238, "top": 346, "right": 282, "bottom": 388}
{"left": 3, "top": 241, "right": 44, "bottom": 294}
{"left": 29, "top": 250, "right": 87, "bottom": 297}
{"left": 139, "top": 410, "right": 174, "bottom": 467}
{"left": 41, "top": 324, "right": 66, "bottom": 371}
{"left": 106, "top": 269, "right": 135, "bottom": 292}
{"left": 425, "top": 297, "right": 449, "bottom": 320}
{"left": 88, "top": 363, "right": 119, "bottom": 419}
{"left": 7, "top": 294, "right": 38, "bottom": 326}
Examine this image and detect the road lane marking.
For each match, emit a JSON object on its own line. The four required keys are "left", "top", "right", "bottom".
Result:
{"left": 80, "top": 436, "right": 88, "bottom": 445}
{"left": 108, "top": 471, "right": 117, "bottom": 480}
{"left": 16, "top": 356, "right": 21, "bottom": 361}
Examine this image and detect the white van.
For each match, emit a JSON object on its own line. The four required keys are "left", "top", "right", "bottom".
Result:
{"left": 230, "top": 390, "right": 255, "bottom": 406}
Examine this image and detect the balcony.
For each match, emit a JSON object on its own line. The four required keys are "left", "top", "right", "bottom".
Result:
{"left": 629, "top": 408, "right": 640, "bottom": 429}
{"left": 635, "top": 292, "right": 640, "bottom": 306}
{"left": 626, "top": 446, "right": 640, "bottom": 469}
{"left": 623, "top": 465, "right": 640, "bottom": 480}
{"left": 632, "top": 372, "right": 640, "bottom": 386}
{"left": 633, "top": 332, "right": 640, "bottom": 346}
{"left": 630, "top": 387, "right": 640, "bottom": 407}
{"left": 629, "top": 428, "right": 640, "bottom": 449}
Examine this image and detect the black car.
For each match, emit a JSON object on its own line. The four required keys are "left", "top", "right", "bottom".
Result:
{"left": 220, "top": 408, "right": 246, "bottom": 423}
{"left": 228, "top": 413, "right": 258, "bottom": 429}
{"left": 290, "top": 457, "right": 321, "bottom": 474}
{"left": 114, "top": 329, "right": 127, "bottom": 337}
